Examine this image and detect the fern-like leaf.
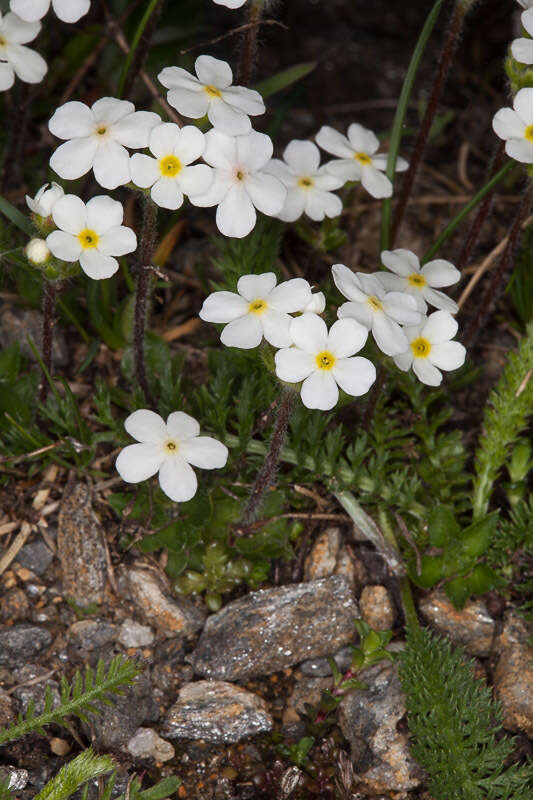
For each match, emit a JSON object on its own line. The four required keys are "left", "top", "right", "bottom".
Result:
{"left": 34, "top": 748, "right": 114, "bottom": 800}
{"left": 0, "top": 656, "right": 139, "bottom": 745}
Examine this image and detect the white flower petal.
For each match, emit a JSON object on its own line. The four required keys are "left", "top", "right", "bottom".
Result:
{"left": 505, "top": 138, "right": 533, "bottom": 163}
{"left": 275, "top": 347, "right": 316, "bottom": 383}
{"left": 315, "top": 125, "right": 354, "bottom": 159}
{"left": 514, "top": 87, "right": 533, "bottom": 126}
{"left": 195, "top": 54, "right": 233, "bottom": 88}
{"left": 166, "top": 411, "right": 200, "bottom": 440}
{"left": 361, "top": 165, "right": 392, "bottom": 198}
{"left": 179, "top": 436, "right": 228, "bottom": 469}
{"left": 332, "top": 356, "right": 376, "bottom": 396}
{"left": 46, "top": 230, "right": 82, "bottom": 261}
{"left": 371, "top": 313, "right": 408, "bottom": 356}
{"left": 79, "top": 250, "right": 119, "bottom": 280}
{"left": 393, "top": 350, "right": 413, "bottom": 372}
{"left": 305, "top": 188, "right": 342, "bottom": 221}
{"left": 382, "top": 292, "right": 421, "bottom": 325}
{"left": 52, "top": 0, "right": 90, "bottom": 23}
{"left": 324, "top": 158, "right": 360, "bottom": 181}
{"left": 9, "top": 0, "right": 49, "bottom": 23}
{"left": 50, "top": 137, "right": 98, "bottom": 180}
{"left": 236, "top": 130, "right": 273, "bottom": 172}
{"left": 86, "top": 195, "right": 123, "bottom": 232}
{"left": 208, "top": 99, "right": 251, "bottom": 135}
{"left": 91, "top": 97, "right": 134, "bottom": 125}
{"left": 237, "top": 272, "right": 277, "bottom": 300}
{"left": 337, "top": 300, "right": 373, "bottom": 329}
{"left": 512, "top": 37, "right": 533, "bottom": 65}
{"left": 200, "top": 290, "right": 249, "bottom": 323}
{"left": 0, "top": 62, "right": 15, "bottom": 90}
{"left": 158, "top": 65, "right": 201, "bottom": 92}
{"left": 2, "top": 11, "right": 40, "bottom": 43}
{"left": 331, "top": 264, "right": 367, "bottom": 302}
{"left": 283, "top": 140, "right": 321, "bottom": 173}
{"left": 220, "top": 314, "right": 263, "bottom": 348}
{"left": 245, "top": 172, "right": 286, "bottom": 216}
{"left": 413, "top": 358, "right": 443, "bottom": 386}
{"left": 327, "top": 317, "right": 368, "bottom": 358}
{"left": 422, "top": 286, "right": 458, "bottom": 314}
{"left": 261, "top": 309, "right": 292, "bottom": 348}
{"left": 278, "top": 188, "right": 306, "bottom": 222}
{"left": 167, "top": 85, "right": 209, "bottom": 118}
{"left": 421, "top": 259, "right": 460, "bottom": 287}
{"left": 347, "top": 123, "right": 380, "bottom": 155}
{"left": 221, "top": 85, "right": 265, "bottom": 115}
{"left": 98, "top": 226, "right": 137, "bottom": 257}
{"left": 267, "top": 277, "right": 312, "bottom": 312}
{"left": 289, "top": 313, "right": 328, "bottom": 354}
{"left": 151, "top": 177, "right": 183, "bottom": 210}
{"left": 174, "top": 124, "right": 206, "bottom": 163}
{"left": 125, "top": 409, "right": 168, "bottom": 442}
{"left": 116, "top": 443, "right": 164, "bottom": 483}
{"left": 130, "top": 153, "right": 160, "bottom": 188}
{"left": 178, "top": 164, "right": 213, "bottom": 197}
{"left": 301, "top": 370, "right": 339, "bottom": 410}
{"left": 4, "top": 42, "right": 47, "bottom": 83}
{"left": 216, "top": 185, "right": 256, "bottom": 237}
{"left": 149, "top": 121, "right": 181, "bottom": 158}
{"left": 159, "top": 456, "right": 197, "bottom": 502}
{"left": 111, "top": 111, "right": 160, "bottom": 148}
{"left": 430, "top": 341, "right": 466, "bottom": 371}
{"left": 422, "top": 310, "right": 458, "bottom": 343}
{"left": 381, "top": 248, "right": 420, "bottom": 276}
{"left": 93, "top": 140, "right": 131, "bottom": 189}
{"left": 52, "top": 194, "right": 86, "bottom": 233}
{"left": 203, "top": 129, "right": 238, "bottom": 169}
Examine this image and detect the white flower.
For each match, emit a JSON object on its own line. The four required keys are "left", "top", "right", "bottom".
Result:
{"left": 25, "top": 237, "right": 51, "bottom": 265}
{"left": 332, "top": 264, "right": 421, "bottom": 357}
{"left": 193, "top": 129, "right": 286, "bottom": 238}
{"left": 46, "top": 195, "right": 137, "bottom": 280}
{"left": 511, "top": 8, "right": 533, "bottom": 64}
{"left": 492, "top": 88, "right": 533, "bottom": 163}
{"left": 26, "top": 182, "right": 64, "bottom": 218}
{"left": 9, "top": 0, "right": 90, "bottom": 23}
{"left": 130, "top": 123, "right": 212, "bottom": 210}
{"left": 393, "top": 311, "right": 466, "bottom": 386}
{"left": 116, "top": 410, "right": 228, "bottom": 503}
{"left": 517, "top": 1, "right": 533, "bottom": 8}
{"left": 49, "top": 97, "right": 160, "bottom": 190}
{"left": 199, "top": 272, "right": 312, "bottom": 349}
{"left": 275, "top": 314, "right": 376, "bottom": 411}
{"left": 315, "top": 123, "right": 408, "bottom": 199}
{"left": 212, "top": 0, "right": 247, "bottom": 7}
{"left": 265, "top": 140, "right": 345, "bottom": 222}
{"left": 377, "top": 249, "right": 460, "bottom": 315}
{"left": 303, "top": 291, "right": 326, "bottom": 314}
{"left": 0, "top": 12, "right": 47, "bottom": 91}
{"left": 159, "top": 54, "right": 264, "bottom": 136}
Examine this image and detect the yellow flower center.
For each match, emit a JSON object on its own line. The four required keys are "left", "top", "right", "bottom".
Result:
{"left": 315, "top": 350, "right": 336, "bottom": 371}
{"left": 354, "top": 152, "right": 372, "bottom": 165}
{"left": 298, "top": 177, "right": 314, "bottom": 189}
{"left": 159, "top": 155, "right": 182, "bottom": 177}
{"left": 408, "top": 273, "right": 426, "bottom": 288}
{"left": 78, "top": 229, "right": 99, "bottom": 249}
{"left": 204, "top": 85, "right": 222, "bottom": 98}
{"left": 235, "top": 169, "right": 245, "bottom": 181}
{"left": 410, "top": 337, "right": 432, "bottom": 359}
{"left": 525, "top": 125, "right": 533, "bottom": 142}
{"left": 248, "top": 299, "right": 267, "bottom": 315}
{"left": 0, "top": 36, "right": 6, "bottom": 47}
{"left": 367, "top": 295, "right": 383, "bottom": 312}
{"left": 96, "top": 126, "right": 108, "bottom": 136}
{"left": 164, "top": 440, "right": 179, "bottom": 453}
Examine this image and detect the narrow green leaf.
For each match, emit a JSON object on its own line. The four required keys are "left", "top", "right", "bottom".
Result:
{"left": 254, "top": 62, "right": 316, "bottom": 99}
{"left": 0, "top": 194, "right": 34, "bottom": 237}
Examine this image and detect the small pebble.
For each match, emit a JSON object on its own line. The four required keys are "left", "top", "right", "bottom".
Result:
{"left": 50, "top": 738, "right": 70, "bottom": 756}
{"left": 118, "top": 618, "right": 154, "bottom": 649}
{"left": 359, "top": 585, "right": 394, "bottom": 631}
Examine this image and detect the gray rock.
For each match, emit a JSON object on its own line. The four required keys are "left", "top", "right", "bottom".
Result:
{"left": 163, "top": 680, "right": 272, "bottom": 744}
{"left": 126, "top": 727, "right": 175, "bottom": 761}
{"left": 12, "top": 665, "right": 60, "bottom": 715}
{"left": 0, "top": 307, "right": 68, "bottom": 367}
{"left": 191, "top": 576, "right": 358, "bottom": 680}
{"left": 125, "top": 567, "right": 205, "bottom": 638}
{"left": 118, "top": 618, "right": 154, "bottom": 649}
{"left": 68, "top": 619, "right": 117, "bottom": 651}
{"left": 494, "top": 610, "right": 533, "bottom": 737}
{"left": 16, "top": 539, "right": 54, "bottom": 576}
{"left": 283, "top": 676, "right": 333, "bottom": 728}
{"left": 304, "top": 528, "right": 342, "bottom": 580}
{"left": 0, "top": 767, "right": 29, "bottom": 791}
{"left": 0, "top": 688, "right": 14, "bottom": 727}
{"left": 419, "top": 590, "right": 495, "bottom": 657}
{"left": 339, "top": 662, "right": 422, "bottom": 795}
{"left": 334, "top": 546, "right": 359, "bottom": 589}
{"left": 300, "top": 645, "right": 353, "bottom": 677}
{"left": 57, "top": 483, "right": 108, "bottom": 606}
{"left": 359, "top": 585, "right": 394, "bottom": 631}
{"left": 0, "top": 625, "right": 51, "bottom": 666}
{"left": 0, "top": 587, "right": 30, "bottom": 622}
{"left": 86, "top": 673, "right": 158, "bottom": 751}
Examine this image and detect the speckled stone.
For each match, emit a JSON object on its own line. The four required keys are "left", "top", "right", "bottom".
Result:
{"left": 283, "top": 676, "right": 333, "bottom": 728}
{"left": 494, "top": 610, "right": 533, "bottom": 737}
{"left": 0, "top": 587, "right": 30, "bottom": 622}
{"left": 126, "top": 727, "right": 175, "bottom": 762}
{"left": 419, "top": 590, "right": 495, "bottom": 657}
{"left": 57, "top": 483, "right": 108, "bottom": 606}
{"left": 118, "top": 618, "right": 154, "bottom": 649}
{"left": 163, "top": 681, "right": 272, "bottom": 744}
{"left": 191, "top": 576, "right": 359, "bottom": 680}
{"left": 15, "top": 539, "right": 54, "bottom": 576}
{"left": 304, "top": 528, "right": 342, "bottom": 580}
{"left": 359, "top": 585, "right": 394, "bottom": 631}
{"left": 125, "top": 567, "right": 205, "bottom": 639}
{"left": 68, "top": 619, "right": 117, "bottom": 652}
{"left": 339, "top": 662, "right": 422, "bottom": 795}
{"left": 0, "top": 625, "right": 51, "bottom": 666}
{"left": 300, "top": 645, "right": 353, "bottom": 677}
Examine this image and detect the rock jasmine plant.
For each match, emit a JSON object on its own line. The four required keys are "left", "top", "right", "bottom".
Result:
{"left": 1, "top": 0, "right": 533, "bottom": 798}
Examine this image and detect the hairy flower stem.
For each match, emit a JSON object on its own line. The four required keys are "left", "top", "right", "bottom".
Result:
{"left": 391, "top": 1, "right": 467, "bottom": 245}
{"left": 134, "top": 197, "right": 158, "bottom": 401}
{"left": 362, "top": 366, "right": 386, "bottom": 430}
{"left": 457, "top": 142, "right": 505, "bottom": 269}
{"left": 462, "top": 182, "right": 533, "bottom": 348}
{"left": 239, "top": 388, "right": 294, "bottom": 527}
{"left": 40, "top": 281, "right": 58, "bottom": 402}
{"left": 237, "top": 0, "right": 264, "bottom": 86}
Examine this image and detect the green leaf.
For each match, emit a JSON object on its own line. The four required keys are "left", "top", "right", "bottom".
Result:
{"left": 460, "top": 512, "right": 499, "bottom": 559}
{"left": 0, "top": 194, "right": 34, "bottom": 237}
{"left": 411, "top": 554, "right": 444, "bottom": 588}
{"left": 428, "top": 506, "right": 460, "bottom": 547}
{"left": 445, "top": 576, "right": 471, "bottom": 609}
{"left": 35, "top": 749, "right": 114, "bottom": 800}
{"left": 254, "top": 62, "right": 316, "bottom": 99}
{"left": 468, "top": 564, "right": 503, "bottom": 595}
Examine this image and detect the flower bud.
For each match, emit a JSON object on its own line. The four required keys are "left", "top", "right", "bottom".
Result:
{"left": 304, "top": 291, "right": 326, "bottom": 314}
{"left": 25, "top": 237, "right": 51, "bottom": 265}
{"left": 26, "top": 182, "right": 64, "bottom": 218}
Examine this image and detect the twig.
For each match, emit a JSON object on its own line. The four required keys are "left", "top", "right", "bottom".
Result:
{"left": 181, "top": 18, "right": 287, "bottom": 54}
{"left": 0, "top": 521, "right": 32, "bottom": 575}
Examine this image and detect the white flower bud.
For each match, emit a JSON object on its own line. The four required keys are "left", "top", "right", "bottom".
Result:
{"left": 304, "top": 291, "right": 326, "bottom": 314}
{"left": 25, "top": 238, "right": 51, "bottom": 265}
{"left": 26, "top": 182, "right": 64, "bottom": 218}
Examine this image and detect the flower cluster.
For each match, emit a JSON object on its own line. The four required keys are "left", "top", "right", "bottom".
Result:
{"left": 199, "top": 251, "right": 465, "bottom": 411}
{"left": 0, "top": 11, "right": 47, "bottom": 90}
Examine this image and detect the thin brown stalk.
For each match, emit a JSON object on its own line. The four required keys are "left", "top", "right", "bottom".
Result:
{"left": 40, "top": 281, "right": 58, "bottom": 403}
{"left": 134, "top": 198, "right": 158, "bottom": 401}
{"left": 236, "top": 0, "right": 264, "bottom": 86}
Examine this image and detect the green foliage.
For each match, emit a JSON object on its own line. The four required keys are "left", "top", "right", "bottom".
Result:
{"left": 113, "top": 776, "right": 182, "bottom": 800}
{"left": 0, "top": 780, "right": 13, "bottom": 800}
{"left": 408, "top": 506, "right": 504, "bottom": 608}
{"left": 399, "top": 626, "right": 533, "bottom": 800}
{"left": 210, "top": 214, "right": 284, "bottom": 288}
{"left": 0, "top": 656, "right": 140, "bottom": 744}
{"left": 34, "top": 749, "right": 114, "bottom": 800}
{"left": 509, "top": 227, "right": 533, "bottom": 328}
{"left": 473, "top": 322, "right": 533, "bottom": 520}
